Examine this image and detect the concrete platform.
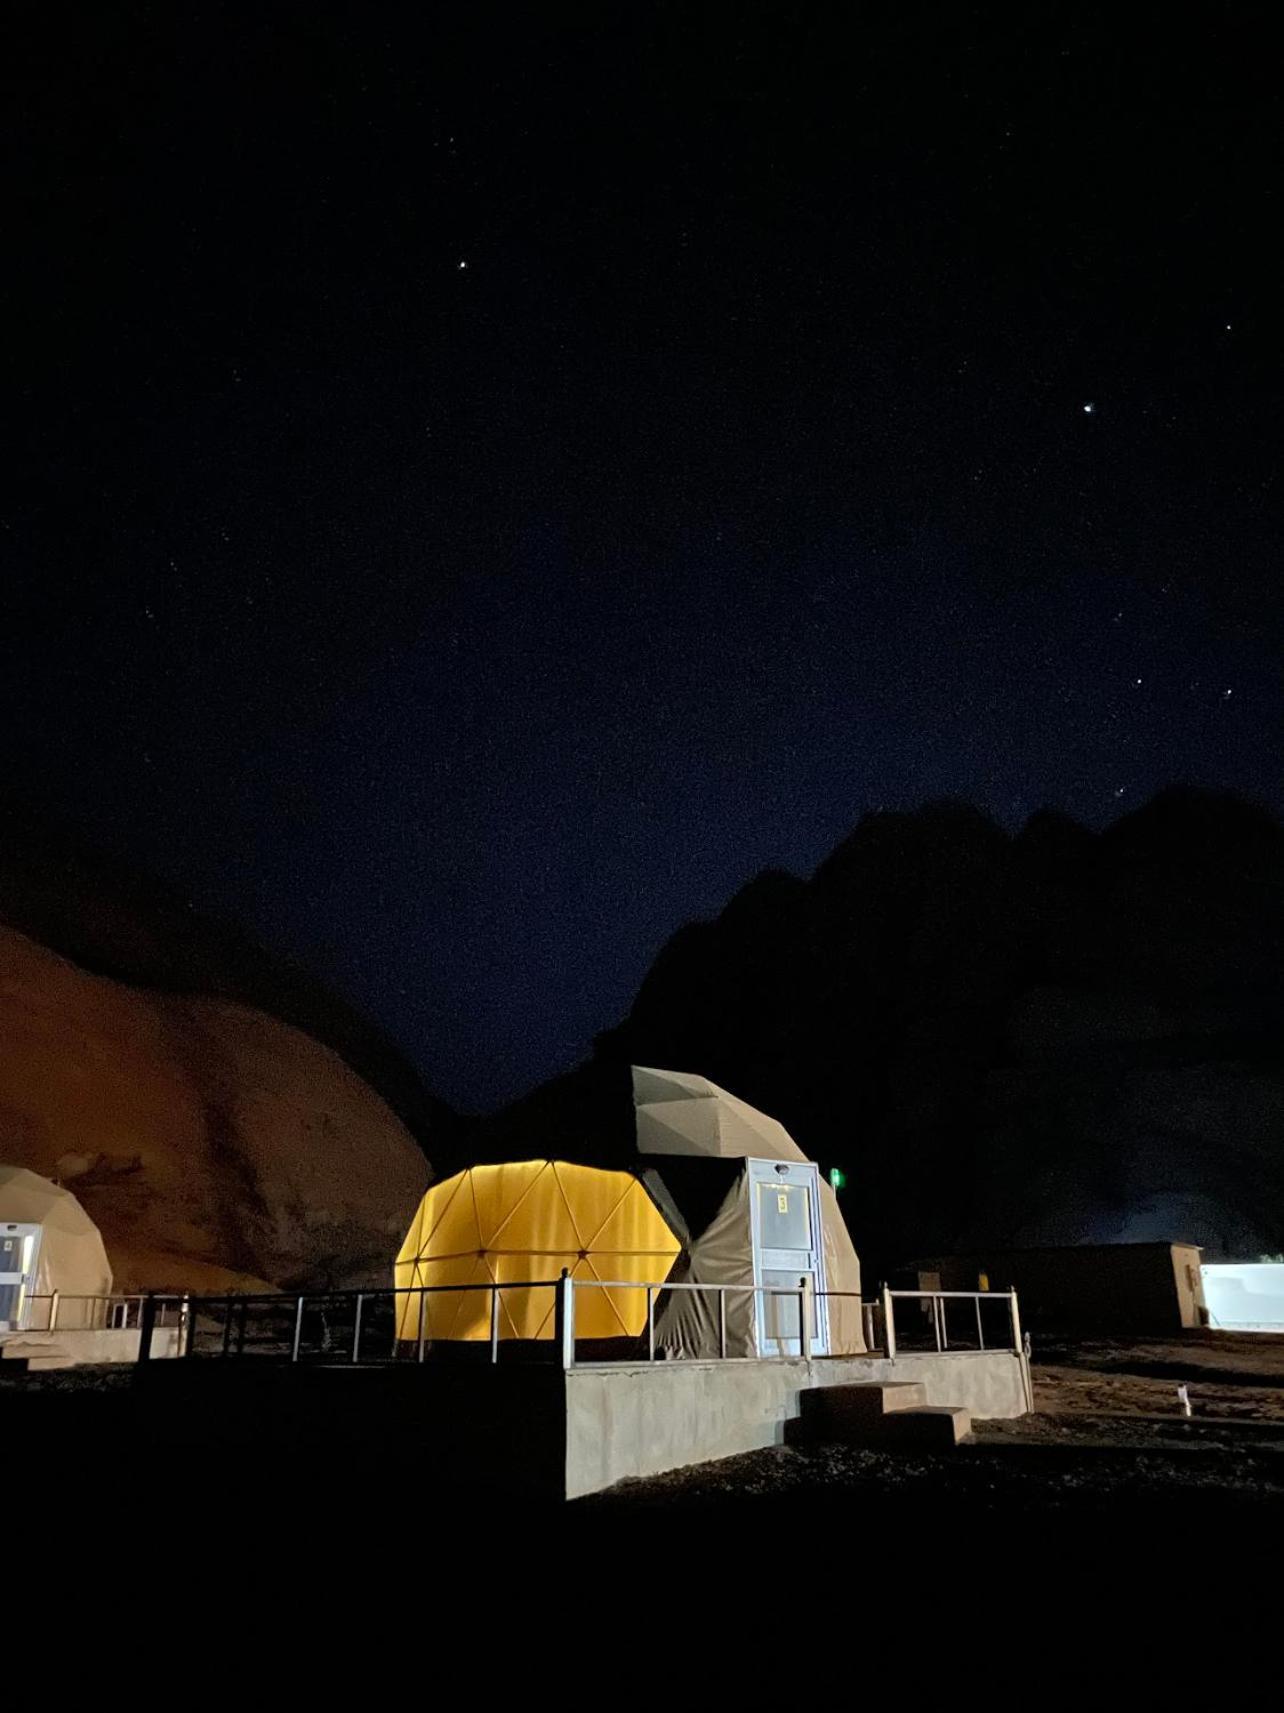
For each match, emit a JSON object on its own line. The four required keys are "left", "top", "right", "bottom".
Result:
{"left": 0, "top": 1327, "right": 183, "bottom": 1367}
{"left": 565, "top": 1350, "right": 1023, "bottom": 1496}
{"left": 118, "top": 1346, "right": 1026, "bottom": 1500}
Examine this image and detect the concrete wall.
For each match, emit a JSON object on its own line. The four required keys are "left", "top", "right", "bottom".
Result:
{"left": 43, "top": 1345, "right": 1032, "bottom": 1499}
{"left": 0, "top": 1326, "right": 183, "bottom": 1364}
{"left": 564, "top": 1350, "right": 1027, "bottom": 1499}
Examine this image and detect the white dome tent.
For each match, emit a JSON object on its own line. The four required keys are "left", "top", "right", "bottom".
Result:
{"left": 0, "top": 1166, "right": 113, "bottom": 1332}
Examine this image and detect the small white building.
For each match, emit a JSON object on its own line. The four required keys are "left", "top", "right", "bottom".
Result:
{"left": 1201, "top": 1262, "right": 1284, "bottom": 1332}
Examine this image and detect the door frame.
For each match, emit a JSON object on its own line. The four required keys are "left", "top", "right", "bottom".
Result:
{"left": 747, "top": 1159, "right": 829, "bottom": 1356}
{"left": 0, "top": 1222, "right": 41, "bottom": 1332}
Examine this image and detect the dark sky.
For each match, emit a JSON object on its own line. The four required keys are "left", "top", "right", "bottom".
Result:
{"left": 4, "top": 5, "right": 1280, "bottom": 1110}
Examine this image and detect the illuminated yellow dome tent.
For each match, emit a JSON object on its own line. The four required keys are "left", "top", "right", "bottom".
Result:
{"left": 394, "top": 1160, "right": 679, "bottom": 1341}
{"left": 396, "top": 1064, "right": 864, "bottom": 1356}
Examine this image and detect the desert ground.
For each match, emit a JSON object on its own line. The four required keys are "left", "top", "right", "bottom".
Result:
{"left": 581, "top": 1330, "right": 1284, "bottom": 1510}
{"left": 6, "top": 1328, "right": 1282, "bottom": 1520}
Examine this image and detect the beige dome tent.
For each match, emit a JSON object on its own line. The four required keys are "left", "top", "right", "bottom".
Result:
{"left": 0, "top": 1166, "right": 113, "bottom": 1332}
{"left": 396, "top": 1065, "right": 863, "bottom": 1358}
{"left": 634, "top": 1067, "right": 865, "bottom": 1358}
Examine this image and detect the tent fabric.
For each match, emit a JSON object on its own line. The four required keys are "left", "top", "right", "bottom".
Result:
{"left": 0, "top": 1165, "right": 113, "bottom": 1326}
{"left": 654, "top": 1172, "right": 758, "bottom": 1357}
{"left": 394, "top": 1160, "right": 680, "bottom": 1342}
{"left": 635, "top": 1068, "right": 864, "bottom": 1356}
{"left": 818, "top": 1177, "right": 864, "bottom": 1353}
{"left": 633, "top": 1066, "right": 807, "bottom": 1162}
{"left": 653, "top": 1172, "right": 865, "bottom": 1357}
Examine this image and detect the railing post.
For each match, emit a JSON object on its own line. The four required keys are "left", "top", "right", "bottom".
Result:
{"left": 798, "top": 1277, "right": 808, "bottom": 1358}
{"left": 1010, "top": 1290, "right": 1035, "bottom": 1413}
{"left": 646, "top": 1286, "right": 655, "bottom": 1362}
{"left": 882, "top": 1285, "right": 896, "bottom": 1360}
{"left": 351, "top": 1292, "right": 364, "bottom": 1363}
{"left": 933, "top": 1295, "right": 945, "bottom": 1352}
{"left": 718, "top": 1289, "right": 727, "bottom": 1360}
{"left": 416, "top": 1286, "right": 428, "bottom": 1363}
{"left": 136, "top": 1292, "right": 157, "bottom": 1364}
{"left": 48, "top": 1290, "right": 60, "bottom": 1332}
{"left": 291, "top": 1294, "right": 305, "bottom": 1363}
{"left": 975, "top": 1293, "right": 985, "bottom": 1350}
{"left": 490, "top": 1284, "right": 500, "bottom": 1365}
{"left": 554, "top": 1269, "right": 575, "bottom": 1370}
{"left": 221, "top": 1297, "right": 234, "bottom": 1357}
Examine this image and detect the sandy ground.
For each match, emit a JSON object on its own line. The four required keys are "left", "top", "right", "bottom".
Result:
{"left": 5, "top": 1329, "right": 1283, "bottom": 1517}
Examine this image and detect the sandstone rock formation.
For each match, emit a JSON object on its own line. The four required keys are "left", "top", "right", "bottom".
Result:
{"left": 0, "top": 924, "right": 430, "bottom": 1291}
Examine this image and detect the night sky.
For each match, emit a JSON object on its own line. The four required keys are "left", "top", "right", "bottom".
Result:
{"left": 4, "top": 6, "right": 1280, "bottom": 1110}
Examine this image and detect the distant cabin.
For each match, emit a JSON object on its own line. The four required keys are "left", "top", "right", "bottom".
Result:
{"left": 903, "top": 1241, "right": 1207, "bottom": 1337}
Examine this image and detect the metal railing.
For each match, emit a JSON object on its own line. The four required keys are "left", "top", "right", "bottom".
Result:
{"left": 167, "top": 1275, "right": 1029, "bottom": 1374}
{"left": 181, "top": 1281, "right": 552, "bottom": 1366}
{"left": 173, "top": 1277, "right": 843, "bottom": 1367}
{"left": 880, "top": 1286, "right": 1024, "bottom": 1357}
{"left": 22, "top": 1292, "right": 188, "bottom": 1333}
{"left": 569, "top": 1276, "right": 849, "bottom": 1363}
{"left": 12, "top": 1278, "right": 1030, "bottom": 1378}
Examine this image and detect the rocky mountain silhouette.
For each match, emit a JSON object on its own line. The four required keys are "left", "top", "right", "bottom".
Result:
{"left": 588, "top": 789, "right": 1284, "bottom": 1275}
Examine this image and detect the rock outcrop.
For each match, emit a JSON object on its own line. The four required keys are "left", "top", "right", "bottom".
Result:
{"left": 0, "top": 924, "right": 429, "bottom": 1291}
{"left": 595, "top": 790, "right": 1284, "bottom": 1272}
{"left": 0, "top": 794, "right": 439, "bottom": 1291}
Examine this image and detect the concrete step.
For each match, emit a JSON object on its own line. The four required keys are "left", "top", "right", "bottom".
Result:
{"left": 798, "top": 1381, "right": 928, "bottom": 1428}
{"left": 878, "top": 1405, "right": 973, "bottom": 1449}
{"left": 791, "top": 1383, "right": 973, "bottom": 1449}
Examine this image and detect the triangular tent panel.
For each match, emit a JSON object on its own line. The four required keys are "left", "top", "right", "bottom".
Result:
{"left": 633, "top": 1066, "right": 807, "bottom": 1162}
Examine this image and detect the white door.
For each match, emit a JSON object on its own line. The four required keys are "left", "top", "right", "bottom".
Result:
{"left": 748, "top": 1159, "right": 829, "bottom": 1356}
{"left": 0, "top": 1224, "right": 40, "bottom": 1331}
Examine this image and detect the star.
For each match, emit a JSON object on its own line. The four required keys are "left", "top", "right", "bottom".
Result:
{"left": 1082, "top": 401, "right": 1096, "bottom": 414}
{"left": 457, "top": 259, "right": 468, "bottom": 270}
